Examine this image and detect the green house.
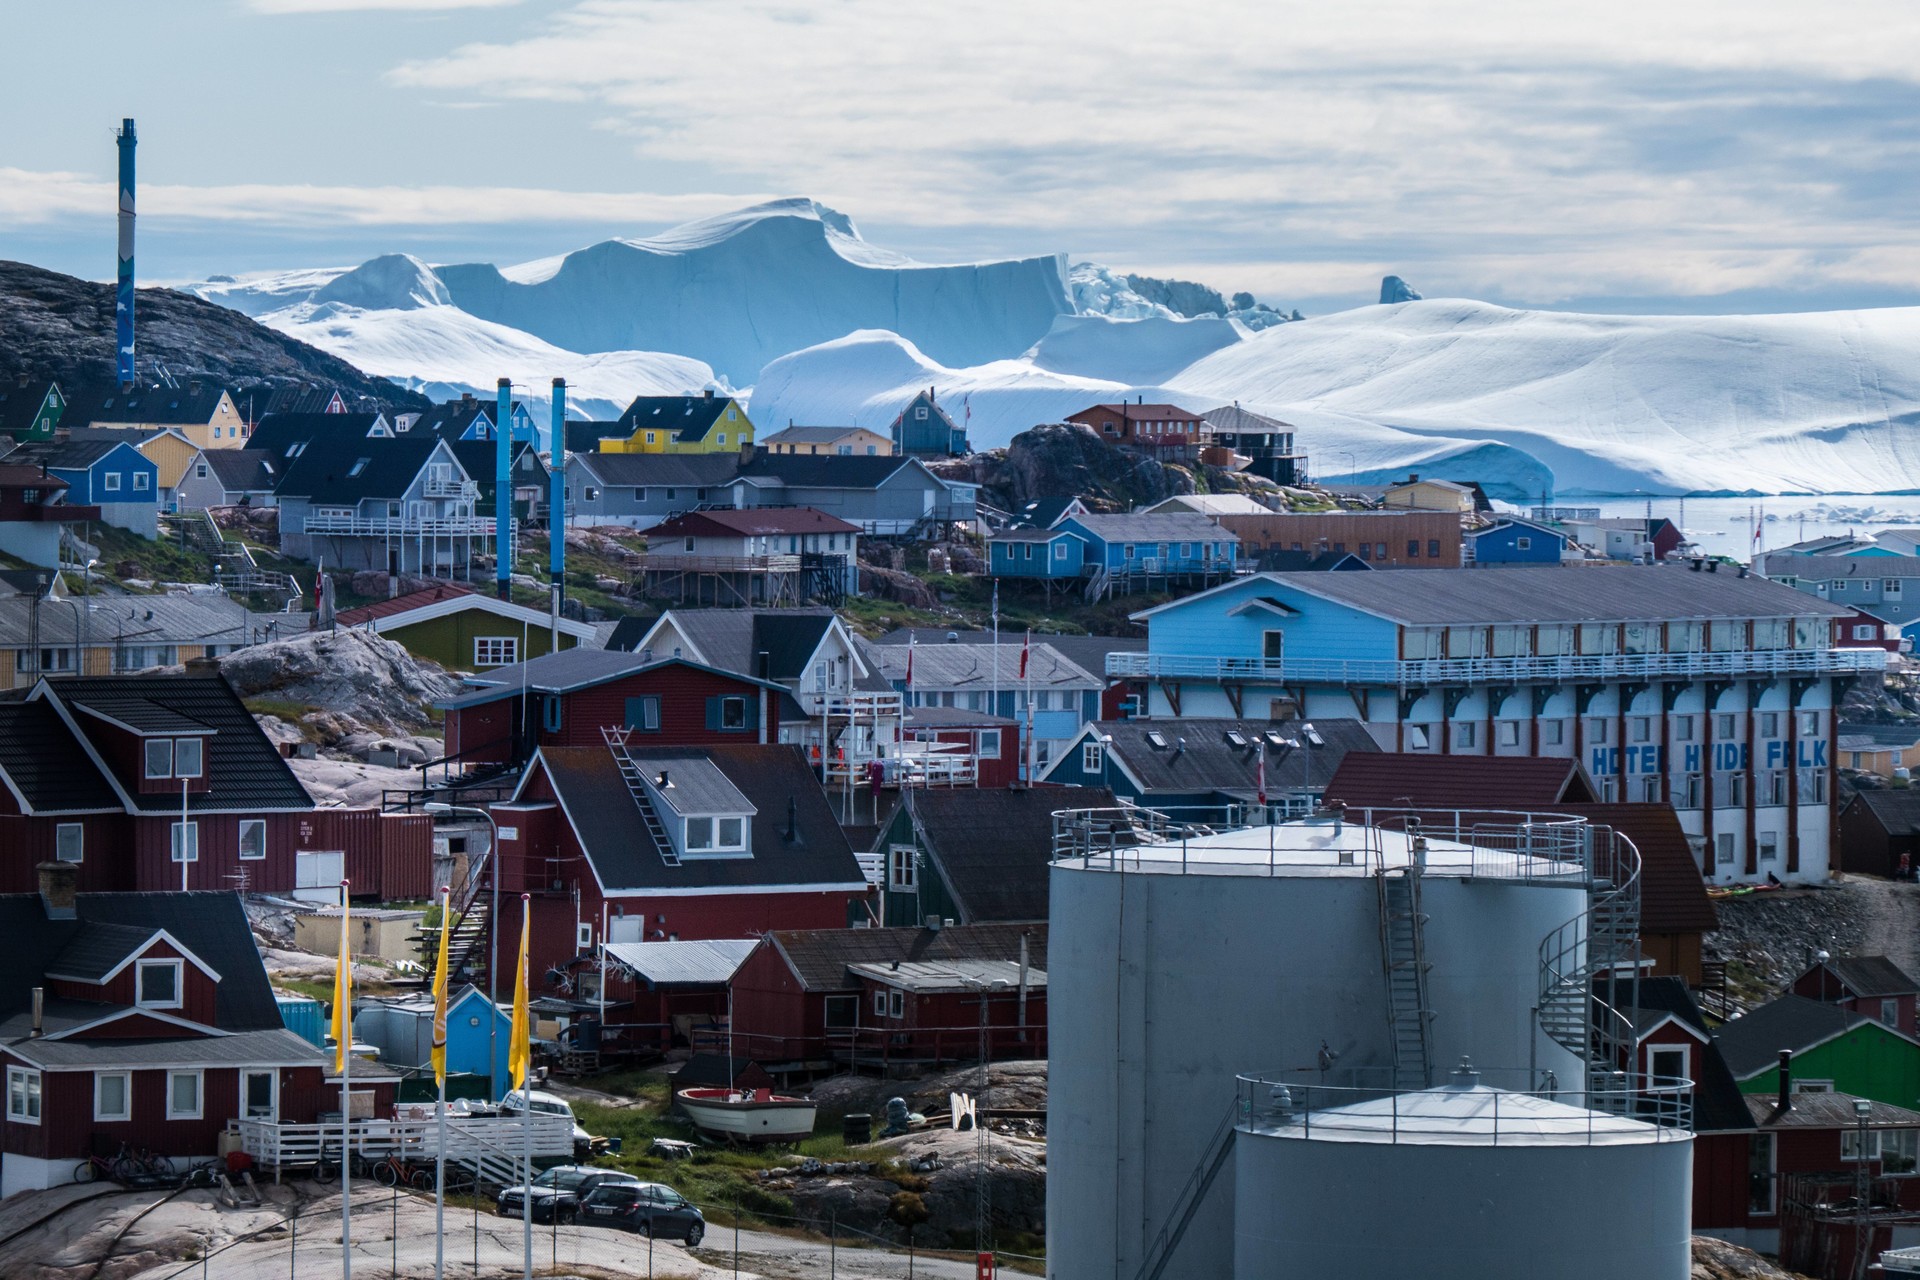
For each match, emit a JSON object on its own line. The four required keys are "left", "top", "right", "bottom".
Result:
{"left": 0, "top": 380, "right": 65, "bottom": 442}
{"left": 1717, "top": 993, "right": 1920, "bottom": 1108}
{"left": 335, "top": 586, "right": 598, "bottom": 671}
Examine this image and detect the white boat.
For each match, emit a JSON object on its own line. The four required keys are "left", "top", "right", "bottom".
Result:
{"left": 676, "top": 1087, "right": 818, "bottom": 1144}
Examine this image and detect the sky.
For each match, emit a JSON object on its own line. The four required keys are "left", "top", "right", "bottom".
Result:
{"left": 4, "top": 0, "right": 1920, "bottom": 317}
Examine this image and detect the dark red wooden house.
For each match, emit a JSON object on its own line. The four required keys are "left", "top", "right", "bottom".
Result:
{"left": 1792, "top": 955, "right": 1920, "bottom": 1037}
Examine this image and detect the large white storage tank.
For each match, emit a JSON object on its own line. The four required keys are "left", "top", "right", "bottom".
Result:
{"left": 1233, "top": 1062, "right": 1693, "bottom": 1279}
{"left": 1046, "top": 812, "right": 1594, "bottom": 1280}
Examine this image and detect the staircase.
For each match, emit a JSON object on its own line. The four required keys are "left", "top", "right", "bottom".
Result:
{"left": 1376, "top": 863, "right": 1435, "bottom": 1090}
{"left": 601, "top": 726, "right": 679, "bottom": 865}
{"left": 172, "top": 510, "right": 303, "bottom": 601}
{"left": 1537, "top": 825, "right": 1642, "bottom": 1105}
{"left": 420, "top": 847, "right": 495, "bottom": 989}
{"left": 1084, "top": 565, "right": 1113, "bottom": 603}
{"left": 1131, "top": 1104, "right": 1239, "bottom": 1280}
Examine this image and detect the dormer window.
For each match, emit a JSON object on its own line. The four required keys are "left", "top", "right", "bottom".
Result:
{"left": 145, "top": 736, "right": 206, "bottom": 779}
{"left": 137, "top": 958, "right": 182, "bottom": 1009}
{"left": 145, "top": 740, "right": 173, "bottom": 779}
{"left": 686, "top": 816, "right": 747, "bottom": 853}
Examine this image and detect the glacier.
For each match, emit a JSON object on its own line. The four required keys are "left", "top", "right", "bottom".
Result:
{"left": 185, "top": 200, "right": 1920, "bottom": 496}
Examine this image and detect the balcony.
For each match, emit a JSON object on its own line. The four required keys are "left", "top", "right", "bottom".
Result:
{"left": 1107, "top": 646, "right": 1887, "bottom": 685}
{"left": 301, "top": 512, "right": 499, "bottom": 537}
{"left": 421, "top": 477, "right": 479, "bottom": 499}
{"left": 633, "top": 553, "right": 803, "bottom": 574}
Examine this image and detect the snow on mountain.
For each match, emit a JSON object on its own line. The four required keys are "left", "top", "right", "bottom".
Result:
{"left": 270, "top": 300, "right": 716, "bottom": 423}
{"left": 198, "top": 199, "right": 1071, "bottom": 385}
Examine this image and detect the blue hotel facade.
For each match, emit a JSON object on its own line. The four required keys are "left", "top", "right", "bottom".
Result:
{"left": 1112, "top": 567, "right": 1881, "bottom": 885}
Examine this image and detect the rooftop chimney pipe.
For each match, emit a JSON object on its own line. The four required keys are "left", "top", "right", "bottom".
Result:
{"left": 1778, "top": 1049, "right": 1793, "bottom": 1112}
{"left": 30, "top": 988, "right": 43, "bottom": 1039}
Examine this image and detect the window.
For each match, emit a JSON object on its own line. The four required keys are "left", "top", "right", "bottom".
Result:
{"left": 1832, "top": 579, "right": 1848, "bottom": 593}
{"left": 1516, "top": 536, "right": 1532, "bottom": 551}
{"left": 584, "top": 486, "right": 600, "bottom": 502}
{"left": 138, "top": 958, "right": 182, "bottom": 1009}
{"left": 174, "top": 737, "right": 203, "bottom": 779}
{"left": 1054, "top": 542, "right": 1068, "bottom": 560}
{"left": 1683, "top": 774, "right": 1704, "bottom": 809}
{"left": 238, "top": 819, "right": 266, "bottom": 861}
{"left": 104, "top": 472, "right": 122, "bottom": 492}
{"left": 1588, "top": 719, "right": 1609, "bottom": 745}
{"left": 242, "top": 1069, "right": 276, "bottom": 1121}
{"left": 7, "top": 1067, "right": 40, "bottom": 1124}
{"left": 719, "top": 696, "right": 748, "bottom": 730}
{"left": 1758, "top": 832, "right": 1778, "bottom": 862}
{"left": 1406, "top": 725, "right": 1431, "bottom": 750}
{"left": 888, "top": 844, "right": 918, "bottom": 891}
{"left": 1716, "top": 713, "right": 1737, "bottom": 739}
{"left": 145, "top": 739, "right": 173, "bottom": 779}
{"left": 1673, "top": 715, "right": 1696, "bottom": 742}
{"left": 577, "top": 922, "right": 594, "bottom": 951}
{"left": 1428, "top": 539, "right": 1441, "bottom": 558}
{"left": 94, "top": 1071, "right": 130, "bottom": 1122}
{"left": 1748, "top": 1134, "right": 1776, "bottom": 1215}
{"left": 1801, "top": 711, "right": 1821, "bottom": 736}
{"left": 1856, "top": 624, "right": 1882, "bottom": 641}
{"left": 1648, "top": 1045, "right": 1689, "bottom": 1090}
{"left": 1263, "top": 630, "right": 1284, "bottom": 661}
{"left": 347, "top": 457, "right": 371, "bottom": 477}
{"left": 645, "top": 432, "right": 657, "bottom": 445}
{"left": 55, "top": 823, "right": 83, "bottom": 863}
{"left": 1641, "top": 776, "right": 1661, "bottom": 802}
{"left": 475, "top": 637, "right": 518, "bottom": 666}
{"left": 167, "top": 1070, "right": 202, "bottom": 1120}
{"left": 1883, "top": 999, "right": 1902, "bottom": 1028}
{"left": 171, "top": 821, "right": 199, "bottom": 863}
{"left": 889, "top": 989, "right": 905, "bottom": 1019}
{"left": 1730, "top": 772, "right": 1747, "bottom": 805}
{"left": 977, "top": 729, "right": 1003, "bottom": 757}
{"left": 1716, "top": 832, "right": 1735, "bottom": 865}
{"left": 1497, "top": 721, "right": 1521, "bottom": 747}
{"left": 1454, "top": 723, "right": 1476, "bottom": 748}
{"left": 625, "top": 696, "right": 661, "bottom": 732}
{"left": 133, "top": 471, "right": 150, "bottom": 492}
{"left": 1630, "top": 717, "right": 1651, "bottom": 743}
{"left": 1407, "top": 540, "right": 1421, "bottom": 558}
{"left": 915, "top": 407, "right": 928, "bottom": 420}
{"left": 825, "top": 995, "right": 857, "bottom": 1029}
{"left": 1083, "top": 741, "right": 1103, "bottom": 774}
{"left": 716, "top": 433, "right": 726, "bottom": 446}
{"left": 1542, "top": 720, "right": 1565, "bottom": 746}
{"left": 1886, "top": 1129, "right": 1920, "bottom": 1174}
{"left": 873, "top": 990, "right": 887, "bottom": 1017}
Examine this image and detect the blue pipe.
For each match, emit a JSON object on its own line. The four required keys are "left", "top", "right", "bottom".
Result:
{"left": 115, "top": 118, "right": 136, "bottom": 387}
{"left": 550, "top": 378, "right": 566, "bottom": 583}
{"left": 495, "top": 378, "right": 512, "bottom": 599}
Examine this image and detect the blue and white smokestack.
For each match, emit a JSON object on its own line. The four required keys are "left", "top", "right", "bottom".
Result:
{"left": 495, "top": 377, "right": 512, "bottom": 600}
{"left": 115, "top": 118, "right": 137, "bottom": 387}
{"left": 549, "top": 377, "right": 566, "bottom": 641}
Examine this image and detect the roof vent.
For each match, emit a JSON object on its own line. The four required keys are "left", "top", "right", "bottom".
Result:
{"left": 1173, "top": 737, "right": 1186, "bottom": 758}
{"left": 655, "top": 770, "right": 672, "bottom": 789}
{"left": 924, "top": 915, "right": 943, "bottom": 932}
{"left": 1447, "top": 1057, "right": 1480, "bottom": 1089}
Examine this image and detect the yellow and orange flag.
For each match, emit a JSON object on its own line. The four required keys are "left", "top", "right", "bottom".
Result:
{"left": 507, "top": 895, "right": 532, "bottom": 1090}
{"left": 429, "top": 884, "right": 451, "bottom": 1087}
{"left": 330, "top": 882, "right": 352, "bottom": 1074}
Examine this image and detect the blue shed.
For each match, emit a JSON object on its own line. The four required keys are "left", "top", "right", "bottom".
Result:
{"left": 355, "top": 984, "right": 515, "bottom": 1097}
{"left": 277, "top": 994, "right": 326, "bottom": 1047}
{"left": 1466, "top": 518, "right": 1565, "bottom": 565}
{"left": 990, "top": 528, "right": 1085, "bottom": 579}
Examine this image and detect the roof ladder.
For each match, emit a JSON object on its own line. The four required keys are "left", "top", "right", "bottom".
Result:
{"left": 1376, "top": 859, "right": 1435, "bottom": 1091}
{"left": 601, "top": 726, "right": 679, "bottom": 866}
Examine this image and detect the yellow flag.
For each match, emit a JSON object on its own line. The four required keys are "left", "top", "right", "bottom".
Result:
{"left": 429, "top": 884, "right": 452, "bottom": 1087}
{"left": 330, "top": 885, "right": 352, "bottom": 1074}
{"left": 507, "top": 895, "right": 531, "bottom": 1090}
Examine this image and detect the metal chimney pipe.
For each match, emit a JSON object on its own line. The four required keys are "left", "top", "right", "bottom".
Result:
{"left": 1777, "top": 1049, "right": 1792, "bottom": 1112}
{"left": 115, "top": 119, "right": 137, "bottom": 387}
{"left": 31, "top": 987, "right": 43, "bottom": 1038}
{"left": 549, "top": 377, "right": 567, "bottom": 644}
{"left": 495, "top": 378, "right": 512, "bottom": 600}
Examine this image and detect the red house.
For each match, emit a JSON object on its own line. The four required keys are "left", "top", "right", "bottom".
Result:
{"left": 1064, "top": 403, "right": 1209, "bottom": 455}
{"left": 488, "top": 742, "right": 868, "bottom": 993}
{"left": 729, "top": 922, "right": 1047, "bottom": 1068}
{"left": 0, "top": 673, "right": 429, "bottom": 900}
{"left": 900, "top": 706, "right": 1019, "bottom": 789}
{"left": 0, "top": 864, "right": 395, "bottom": 1195}
{"left": 1792, "top": 955, "right": 1920, "bottom": 1037}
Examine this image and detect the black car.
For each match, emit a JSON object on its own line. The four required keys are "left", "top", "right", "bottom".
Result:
{"left": 578, "top": 1181, "right": 706, "bottom": 1245}
{"left": 495, "top": 1165, "right": 639, "bottom": 1224}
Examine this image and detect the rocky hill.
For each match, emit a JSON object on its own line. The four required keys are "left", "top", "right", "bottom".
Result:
{"left": 0, "top": 259, "right": 428, "bottom": 410}
{"left": 938, "top": 422, "right": 1288, "bottom": 515}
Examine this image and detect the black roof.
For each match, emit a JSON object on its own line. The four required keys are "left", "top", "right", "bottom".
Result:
{"left": 229, "top": 384, "right": 354, "bottom": 418}
{"left": 1259, "top": 550, "right": 1373, "bottom": 572}
{"left": 247, "top": 412, "right": 387, "bottom": 459}
{"left": 49, "top": 921, "right": 159, "bottom": 980}
{"left": 1806, "top": 955, "right": 1920, "bottom": 998}
{"left": 603, "top": 616, "right": 653, "bottom": 652}
{"left": 528, "top": 745, "right": 864, "bottom": 893}
{"left": 1747, "top": 1090, "right": 1920, "bottom": 1130}
{"left": 1623, "top": 977, "right": 1754, "bottom": 1132}
{"left": 736, "top": 454, "right": 921, "bottom": 488}
{"left": 202, "top": 448, "right": 281, "bottom": 492}
{"left": 1007, "top": 496, "right": 1080, "bottom": 530}
{"left": 769, "top": 922, "right": 1047, "bottom": 992}
{"left": 45, "top": 674, "right": 312, "bottom": 813}
{"left": 1848, "top": 789, "right": 1920, "bottom": 836}
{"left": 275, "top": 433, "right": 444, "bottom": 504}
{"left": 570, "top": 452, "right": 742, "bottom": 487}
{"left": 643, "top": 609, "right": 839, "bottom": 682}
{"left": 408, "top": 400, "right": 501, "bottom": 441}
{"left": 6, "top": 438, "right": 137, "bottom": 471}
{"left": 614, "top": 395, "right": 733, "bottom": 443}
{"left": 0, "top": 700, "right": 122, "bottom": 812}
{"left": 906, "top": 787, "right": 1115, "bottom": 922}
{"left": 0, "top": 890, "right": 281, "bottom": 1031}
{"left": 563, "top": 420, "right": 628, "bottom": 454}
{"left": 1714, "top": 994, "right": 1877, "bottom": 1079}
{"left": 1079, "top": 717, "right": 1378, "bottom": 795}
{"left": 66, "top": 382, "right": 231, "bottom": 427}
{"left": 0, "top": 380, "right": 61, "bottom": 436}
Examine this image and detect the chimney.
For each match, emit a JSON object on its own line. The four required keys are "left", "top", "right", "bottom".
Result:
{"left": 703, "top": 388, "right": 714, "bottom": 401}
{"left": 37, "top": 860, "right": 76, "bottom": 919}
{"left": 30, "top": 988, "right": 43, "bottom": 1039}
{"left": 786, "top": 796, "right": 798, "bottom": 841}
{"left": 15, "top": 373, "right": 27, "bottom": 389}
{"left": 757, "top": 649, "right": 771, "bottom": 680}
{"left": 1407, "top": 473, "right": 1419, "bottom": 483}
{"left": 925, "top": 914, "right": 943, "bottom": 932}
{"left": 1776, "top": 1050, "right": 1793, "bottom": 1112}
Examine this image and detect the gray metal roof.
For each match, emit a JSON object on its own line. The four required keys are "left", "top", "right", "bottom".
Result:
{"left": 4, "top": 1026, "right": 326, "bottom": 1070}
{"left": 861, "top": 641, "right": 1098, "bottom": 689}
{"left": 847, "top": 959, "right": 1046, "bottom": 994}
{"left": 1714, "top": 994, "right": 1872, "bottom": 1079}
{"left": 870, "top": 628, "right": 1146, "bottom": 678}
{"left": 1069, "top": 717, "right": 1379, "bottom": 794}
{"left": 602, "top": 939, "right": 757, "bottom": 986}
{"left": 0, "top": 594, "right": 263, "bottom": 648}
{"left": 569, "top": 452, "right": 741, "bottom": 488}
{"left": 1154, "top": 565, "right": 1852, "bottom": 626}
{"left": 1761, "top": 552, "right": 1920, "bottom": 580}
{"left": 642, "top": 754, "right": 755, "bottom": 818}
{"left": 441, "top": 650, "right": 784, "bottom": 710}
{"left": 1063, "top": 512, "right": 1239, "bottom": 543}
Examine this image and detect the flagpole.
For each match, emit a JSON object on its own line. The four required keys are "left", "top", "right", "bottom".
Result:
{"left": 1023, "top": 630, "right": 1034, "bottom": 787}
{"left": 513, "top": 894, "right": 533, "bottom": 1280}
{"left": 432, "top": 883, "right": 451, "bottom": 1280}
{"left": 335, "top": 878, "right": 353, "bottom": 1280}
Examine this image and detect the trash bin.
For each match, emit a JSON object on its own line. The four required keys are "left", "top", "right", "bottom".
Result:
{"left": 843, "top": 1113, "right": 872, "bottom": 1146}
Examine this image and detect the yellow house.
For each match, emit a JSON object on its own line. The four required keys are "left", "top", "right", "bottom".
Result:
{"left": 1839, "top": 725, "right": 1920, "bottom": 779}
{"left": 1382, "top": 474, "right": 1476, "bottom": 514}
{"left": 67, "top": 381, "right": 251, "bottom": 450}
{"left": 759, "top": 425, "right": 894, "bottom": 457}
{"left": 599, "top": 391, "right": 753, "bottom": 455}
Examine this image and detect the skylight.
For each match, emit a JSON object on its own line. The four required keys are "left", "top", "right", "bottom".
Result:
{"left": 1225, "top": 731, "right": 1247, "bottom": 747}
{"left": 348, "top": 458, "right": 371, "bottom": 477}
{"left": 1146, "top": 731, "right": 1167, "bottom": 749}
{"left": 1264, "top": 731, "right": 1288, "bottom": 748}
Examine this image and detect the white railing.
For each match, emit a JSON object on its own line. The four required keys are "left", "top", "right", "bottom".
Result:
{"left": 1108, "top": 646, "right": 1886, "bottom": 684}
{"left": 301, "top": 513, "right": 501, "bottom": 537}
{"left": 421, "top": 478, "right": 478, "bottom": 499}
{"left": 812, "top": 691, "right": 906, "bottom": 720}
{"left": 239, "top": 1112, "right": 573, "bottom": 1187}
{"left": 634, "top": 553, "right": 804, "bottom": 574}
{"left": 855, "top": 850, "right": 885, "bottom": 885}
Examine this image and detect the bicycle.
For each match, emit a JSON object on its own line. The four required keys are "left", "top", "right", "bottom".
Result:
{"left": 370, "top": 1152, "right": 433, "bottom": 1191}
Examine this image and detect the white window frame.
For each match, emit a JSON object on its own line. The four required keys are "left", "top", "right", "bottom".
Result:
{"left": 7, "top": 1066, "right": 41, "bottom": 1124}
{"left": 103, "top": 471, "right": 122, "bottom": 492}
{"left": 888, "top": 844, "right": 918, "bottom": 892}
{"left": 241, "top": 1069, "right": 278, "bottom": 1121}
{"left": 238, "top": 819, "right": 267, "bottom": 861}
{"left": 1646, "top": 1044, "right": 1690, "bottom": 1092}
{"left": 94, "top": 1070, "right": 131, "bottom": 1123}
{"left": 1082, "top": 741, "right": 1103, "bottom": 774}
{"left": 872, "top": 989, "right": 886, "bottom": 1018}
{"left": 55, "top": 822, "right": 83, "bottom": 863}
{"left": 167, "top": 1069, "right": 203, "bottom": 1120}
{"left": 576, "top": 922, "right": 594, "bottom": 952}
{"left": 474, "top": 636, "right": 518, "bottom": 666}
{"left": 1497, "top": 721, "right": 1521, "bottom": 747}
{"left": 174, "top": 737, "right": 203, "bottom": 779}
{"left": 172, "top": 821, "right": 199, "bottom": 863}
{"left": 978, "top": 729, "right": 1001, "bottom": 758}
{"left": 889, "top": 989, "right": 905, "bottom": 1019}
{"left": 137, "top": 958, "right": 184, "bottom": 1010}
{"left": 133, "top": 471, "right": 150, "bottom": 492}
{"left": 145, "top": 738, "right": 173, "bottom": 779}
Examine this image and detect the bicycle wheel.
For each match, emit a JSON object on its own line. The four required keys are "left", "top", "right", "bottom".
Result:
{"left": 374, "top": 1162, "right": 399, "bottom": 1187}
{"left": 148, "top": 1155, "right": 177, "bottom": 1181}
{"left": 73, "top": 1159, "right": 97, "bottom": 1185}
{"left": 408, "top": 1168, "right": 434, "bottom": 1191}
{"left": 111, "top": 1158, "right": 141, "bottom": 1182}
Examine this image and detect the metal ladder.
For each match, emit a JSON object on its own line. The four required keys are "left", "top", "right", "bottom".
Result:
{"left": 1537, "top": 825, "right": 1642, "bottom": 1106}
{"left": 1132, "top": 1104, "right": 1238, "bottom": 1280}
{"left": 1376, "top": 862, "right": 1435, "bottom": 1090}
{"left": 601, "top": 726, "right": 678, "bottom": 865}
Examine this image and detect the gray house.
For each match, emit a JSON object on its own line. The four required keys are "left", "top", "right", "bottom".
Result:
{"left": 271, "top": 434, "right": 490, "bottom": 575}
{"left": 566, "top": 452, "right": 741, "bottom": 530}
{"left": 1758, "top": 551, "right": 1920, "bottom": 639}
{"left": 176, "top": 448, "right": 282, "bottom": 511}
{"left": 721, "top": 455, "right": 977, "bottom": 535}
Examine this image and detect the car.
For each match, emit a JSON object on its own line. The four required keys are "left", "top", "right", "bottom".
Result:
{"left": 495, "top": 1165, "right": 639, "bottom": 1224}
{"left": 578, "top": 1181, "right": 706, "bottom": 1245}
{"left": 500, "top": 1088, "right": 596, "bottom": 1162}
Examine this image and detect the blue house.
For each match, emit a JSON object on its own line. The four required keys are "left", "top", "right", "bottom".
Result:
{"left": 410, "top": 395, "right": 538, "bottom": 445}
{"left": 990, "top": 528, "right": 1085, "bottom": 579}
{"left": 355, "top": 983, "right": 513, "bottom": 1098}
{"left": 887, "top": 389, "right": 970, "bottom": 457}
{"left": 1466, "top": 518, "right": 1566, "bottom": 565}
{"left": 6, "top": 437, "right": 159, "bottom": 536}
{"left": 1053, "top": 512, "right": 1241, "bottom": 580}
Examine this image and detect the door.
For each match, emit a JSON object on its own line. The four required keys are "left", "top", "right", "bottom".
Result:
{"left": 242, "top": 1069, "right": 278, "bottom": 1120}
{"left": 1262, "top": 630, "right": 1284, "bottom": 662}
{"left": 294, "top": 850, "right": 346, "bottom": 902}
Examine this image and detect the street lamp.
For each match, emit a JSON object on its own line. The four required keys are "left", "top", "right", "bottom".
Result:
{"left": 425, "top": 801, "right": 504, "bottom": 1099}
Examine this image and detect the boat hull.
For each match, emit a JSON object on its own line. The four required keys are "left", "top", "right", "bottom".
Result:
{"left": 676, "top": 1089, "right": 817, "bottom": 1144}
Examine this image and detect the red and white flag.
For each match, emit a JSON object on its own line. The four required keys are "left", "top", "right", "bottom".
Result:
{"left": 905, "top": 636, "right": 915, "bottom": 687}
{"left": 1019, "top": 630, "right": 1030, "bottom": 679}
{"left": 1256, "top": 743, "right": 1267, "bottom": 808}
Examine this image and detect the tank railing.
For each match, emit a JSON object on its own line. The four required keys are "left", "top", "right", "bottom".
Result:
{"left": 1234, "top": 1067, "right": 1693, "bottom": 1144}
{"left": 1537, "top": 826, "right": 1644, "bottom": 1105}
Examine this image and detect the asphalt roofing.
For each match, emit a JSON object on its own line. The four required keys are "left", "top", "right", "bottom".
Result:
{"left": 769, "top": 922, "right": 1048, "bottom": 992}
{"left": 1811, "top": 956, "right": 1920, "bottom": 998}
{"left": 648, "top": 507, "right": 860, "bottom": 537}
{"left": 10, "top": 1027, "right": 327, "bottom": 1070}
{"left": 1063, "top": 512, "right": 1239, "bottom": 542}
{"left": 67, "top": 383, "right": 231, "bottom": 426}
{"left": 570, "top": 452, "right": 742, "bottom": 487}
{"left": 441, "top": 651, "right": 778, "bottom": 710}
{"left": 615, "top": 395, "right": 735, "bottom": 442}
{"left": 869, "top": 629, "right": 1146, "bottom": 679}
{"left": 1084, "top": 717, "right": 1377, "bottom": 795}
{"left": 904, "top": 787, "right": 1114, "bottom": 922}
{"left": 0, "top": 700, "right": 121, "bottom": 811}
{"left": 653, "top": 610, "right": 839, "bottom": 681}
{"left": 275, "top": 433, "right": 445, "bottom": 504}
{"left": 1555, "top": 803, "right": 1717, "bottom": 935}
{"left": 1714, "top": 994, "right": 1876, "bottom": 1079}
{"left": 1323, "top": 752, "right": 1596, "bottom": 809}
{"left": 736, "top": 454, "right": 922, "bottom": 488}
{"left": 639, "top": 753, "right": 754, "bottom": 818}
{"left": 47, "top": 921, "right": 160, "bottom": 981}
{"left": 1848, "top": 789, "right": 1920, "bottom": 835}
{"left": 1747, "top": 1090, "right": 1920, "bottom": 1129}
{"left": 246, "top": 412, "right": 386, "bottom": 457}
{"left": 1622, "top": 977, "right": 1753, "bottom": 1133}
{"left": 1216, "top": 565, "right": 1854, "bottom": 625}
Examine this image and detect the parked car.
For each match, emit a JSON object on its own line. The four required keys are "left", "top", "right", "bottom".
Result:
{"left": 496, "top": 1166, "right": 639, "bottom": 1224}
{"left": 501, "top": 1088, "right": 596, "bottom": 1161}
{"left": 578, "top": 1181, "right": 707, "bottom": 1245}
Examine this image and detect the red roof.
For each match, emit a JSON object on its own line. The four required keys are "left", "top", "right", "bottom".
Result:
{"left": 0, "top": 464, "right": 69, "bottom": 492}
{"left": 1323, "top": 752, "right": 1595, "bottom": 809}
{"left": 336, "top": 582, "right": 475, "bottom": 626}
{"left": 1556, "top": 803, "right": 1717, "bottom": 934}
{"left": 647, "top": 507, "right": 860, "bottom": 538}
{"left": 1069, "top": 404, "right": 1207, "bottom": 423}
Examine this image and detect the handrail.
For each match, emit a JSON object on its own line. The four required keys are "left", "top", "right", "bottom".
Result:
{"left": 1107, "top": 647, "right": 1885, "bottom": 683}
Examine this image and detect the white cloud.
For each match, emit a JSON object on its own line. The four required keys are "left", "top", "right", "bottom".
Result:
{"left": 249, "top": 0, "right": 520, "bottom": 12}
